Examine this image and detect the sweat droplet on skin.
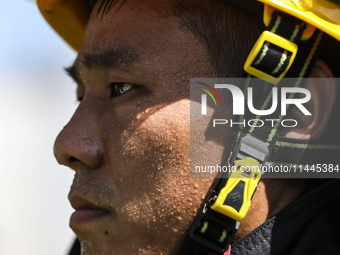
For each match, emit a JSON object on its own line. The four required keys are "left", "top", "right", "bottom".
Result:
{"left": 81, "top": 240, "right": 90, "bottom": 255}
{"left": 172, "top": 228, "right": 178, "bottom": 233}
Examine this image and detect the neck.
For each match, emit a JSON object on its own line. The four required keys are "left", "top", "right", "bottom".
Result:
{"left": 234, "top": 179, "right": 310, "bottom": 241}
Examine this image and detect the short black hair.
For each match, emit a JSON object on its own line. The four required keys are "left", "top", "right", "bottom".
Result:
{"left": 83, "top": 0, "right": 128, "bottom": 20}
{"left": 171, "top": 0, "right": 264, "bottom": 77}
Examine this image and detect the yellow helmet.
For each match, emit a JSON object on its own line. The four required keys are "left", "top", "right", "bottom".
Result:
{"left": 37, "top": 0, "right": 89, "bottom": 51}
{"left": 260, "top": 0, "right": 340, "bottom": 41}
{"left": 38, "top": 0, "right": 340, "bottom": 51}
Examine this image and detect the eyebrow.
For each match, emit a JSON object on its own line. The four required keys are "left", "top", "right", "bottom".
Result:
{"left": 81, "top": 47, "right": 141, "bottom": 69}
{"left": 64, "top": 47, "right": 141, "bottom": 83}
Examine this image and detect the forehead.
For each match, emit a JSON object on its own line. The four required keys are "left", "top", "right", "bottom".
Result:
{"left": 74, "top": 0, "right": 214, "bottom": 83}
{"left": 81, "top": 0, "right": 177, "bottom": 54}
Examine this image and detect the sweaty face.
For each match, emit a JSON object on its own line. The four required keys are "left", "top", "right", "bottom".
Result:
{"left": 54, "top": 0, "right": 226, "bottom": 254}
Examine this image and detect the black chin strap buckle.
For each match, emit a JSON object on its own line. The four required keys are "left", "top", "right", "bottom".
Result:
{"left": 188, "top": 203, "right": 239, "bottom": 254}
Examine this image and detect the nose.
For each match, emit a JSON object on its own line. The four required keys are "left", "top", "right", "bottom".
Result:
{"left": 54, "top": 100, "right": 105, "bottom": 171}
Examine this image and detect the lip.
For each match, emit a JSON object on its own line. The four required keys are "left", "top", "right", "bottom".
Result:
{"left": 69, "top": 194, "right": 112, "bottom": 226}
{"left": 70, "top": 208, "right": 111, "bottom": 225}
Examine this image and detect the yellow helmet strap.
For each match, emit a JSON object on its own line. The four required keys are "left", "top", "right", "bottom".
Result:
{"left": 182, "top": 3, "right": 331, "bottom": 254}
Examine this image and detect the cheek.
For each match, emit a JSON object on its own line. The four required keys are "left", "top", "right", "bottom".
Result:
{"left": 118, "top": 99, "right": 191, "bottom": 183}
{"left": 114, "top": 99, "right": 213, "bottom": 234}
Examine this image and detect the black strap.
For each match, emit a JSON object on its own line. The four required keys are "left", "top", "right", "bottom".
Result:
{"left": 180, "top": 6, "right": 328, "bottom": 255}
{"left": 177, "top": 235, "right": 220, "bottom": 255}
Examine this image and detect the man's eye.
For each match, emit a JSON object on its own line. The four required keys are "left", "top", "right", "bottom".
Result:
{"left": 111, "top": 83, "right": 134, "bottom": 97}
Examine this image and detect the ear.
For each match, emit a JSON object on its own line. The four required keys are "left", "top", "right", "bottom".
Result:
{"left": 284, "top": 59, "right": 337, "bottom": 140}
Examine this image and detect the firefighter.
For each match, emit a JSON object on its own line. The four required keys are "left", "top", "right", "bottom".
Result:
{"left": 37, "top": 0, "right": 340, "bottom": 254}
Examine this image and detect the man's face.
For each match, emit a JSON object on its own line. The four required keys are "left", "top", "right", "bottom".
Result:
{"left": 54, "top": 0, "right": 230, "bottom": 254}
